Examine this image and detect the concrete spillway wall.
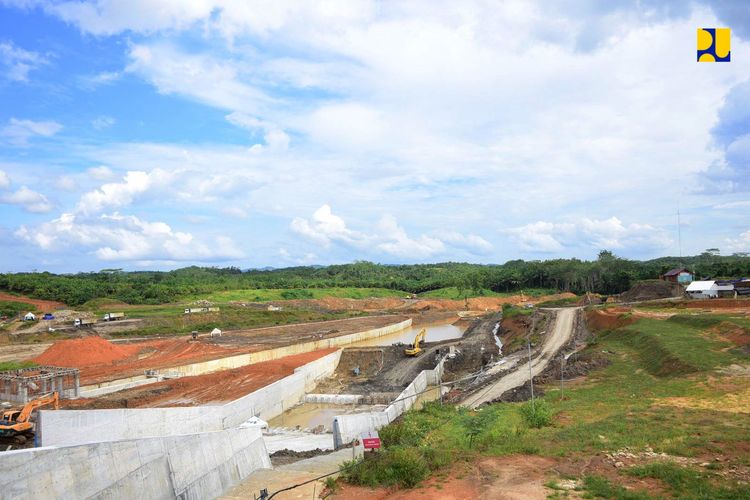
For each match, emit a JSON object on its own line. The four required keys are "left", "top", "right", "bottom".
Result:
{"left": 78, "top": 318, "right": 411, "bottom": 397}
{"left": 332, "top": 358, "right": 446, "bottom": 448}
{"left": 0, "top": 427, "right": 271, "bottom": 500}
{"left": 39, "top": 349, "right": 343, "bottom": 447}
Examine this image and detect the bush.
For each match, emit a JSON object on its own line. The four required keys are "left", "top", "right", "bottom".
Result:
{"left": 341, "top": 446, "right": 430, "bottom": 488}
{"left": 519, "top": 399, "right": 553, "bottom": 429}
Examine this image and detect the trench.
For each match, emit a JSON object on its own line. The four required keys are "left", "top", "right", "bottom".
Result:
{"left": 348, "top": 321, "right": 467, "bottom": 348}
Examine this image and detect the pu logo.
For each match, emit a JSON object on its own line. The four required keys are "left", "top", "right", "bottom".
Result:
{"left": 698, "top": 28, "right": 730, "bottom": 62}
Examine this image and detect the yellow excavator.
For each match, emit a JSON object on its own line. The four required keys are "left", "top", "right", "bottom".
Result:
{"left": 0, "top": 392, "right": 59, "bottom": 443}
{"left": 404, "top": 328, "right": 426, "bottom": 357}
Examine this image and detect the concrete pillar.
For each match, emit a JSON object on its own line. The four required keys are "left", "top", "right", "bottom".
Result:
{"left": 74, "top": 373, "right": 80, "bottom": 398}
{"left": 19, "top": 384, "right": 28, "bottom": 404}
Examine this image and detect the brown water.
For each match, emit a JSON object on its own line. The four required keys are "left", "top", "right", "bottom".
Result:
{"left": 268, "top": 403, "right": 384, "bottom": 431}
{"left": 350, "top": 322, "right": 467, "bottom": 348}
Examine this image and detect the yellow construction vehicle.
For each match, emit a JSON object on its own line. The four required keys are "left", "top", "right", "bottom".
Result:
{"left": 404, "top": 328, "right": 426, "bottom": 357}
{"left": 0, "top": 392, "right": 59, "bottom": 443}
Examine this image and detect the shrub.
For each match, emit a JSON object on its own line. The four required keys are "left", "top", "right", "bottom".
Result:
{"left": 519, "top": 399, "right": 553, "bottom": 429}
{"left": 341, "top": 447, "right": 430, "bottom": 488}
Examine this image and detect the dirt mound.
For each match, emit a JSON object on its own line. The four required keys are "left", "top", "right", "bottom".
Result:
{"left": 620, "top": 281, "right": 680, "bottom": 302}
{"left": 33, "top": 336, "right": 140, "bottom": 367}
{"left": 585, "top": 309, "right": 635, "bottom": 332}
{"left": 0, "top": 291, "right": 66, "bottom": 311}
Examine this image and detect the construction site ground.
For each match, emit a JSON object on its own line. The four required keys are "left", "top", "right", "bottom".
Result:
{"left": 313, "top": 315, "right": 499, "bottom": 396}
{"left": 63, "top": 348, "right": 339, "bottom": 409}
{"left": 23, "top": 315, "right": 409, "bottom": 385}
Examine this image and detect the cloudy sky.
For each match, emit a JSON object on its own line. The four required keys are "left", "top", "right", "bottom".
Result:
{"left": 0, "top": 0, "right": 749, "bottom": 272}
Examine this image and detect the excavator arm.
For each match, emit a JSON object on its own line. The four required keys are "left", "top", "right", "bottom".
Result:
{"left": 14, "top": 392, "right": 59, "bottom": 424}
{"left": 404, "top": 329, "right": 426, "bottom": 356}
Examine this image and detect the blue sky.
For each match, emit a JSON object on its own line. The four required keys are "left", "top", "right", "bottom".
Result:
{"left": 0, "top": 0, "right": 749, "bottom": 272}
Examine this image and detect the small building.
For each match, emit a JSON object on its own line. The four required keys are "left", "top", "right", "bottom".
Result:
{"left": 23, "top": 312, "right": 36, "bottom": 321}
{"left": 685, "top": 280, "right": 722, "bottom": 299}
{"left": 660, "top": 267, "right": 693, "bottom": 284}
{"left": 210, "top": 328, "right": 222, "bottom": 337}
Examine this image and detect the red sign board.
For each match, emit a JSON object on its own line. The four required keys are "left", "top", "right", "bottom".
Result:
{"left": 362, "top": 437, "right": 381, "bottom": 449}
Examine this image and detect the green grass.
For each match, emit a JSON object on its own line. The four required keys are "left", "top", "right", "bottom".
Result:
{"left": 0, "top": 360, "right": 38, "bottom": 371}
{"left": 581, "top": 475, "right": 651, "bottom": 499}
{"left": 419, "top": 287, "right": 556, "bottom": 299}
{"left": 340, "top": 312, "right": 750, "bottom": 491}
{"left": 0, "top": 300, "right": 36, "bottom": 317}
{"left": 188, "top": 287, "right": 409, "bottom": 303}
{"left": 627, "top": 462, "right": 750, "bottom": 499}
{"left": 106, "top": 306, "right": 367, "bottom": 338}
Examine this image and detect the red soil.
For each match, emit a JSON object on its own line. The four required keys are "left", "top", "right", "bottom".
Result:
{"left": 0, "top": 291, "right": 66, "bottom": 311}
{"left": 33, "top": 336, "right": 140, "bottom": 366}
{"left": 64, "top": 348, "right": 338, "bottom": 408}
{"left": 32, "top": 336, "right": 251, "bottom": 384}
{"left": 685, "top": 298, "right": 750, "bottom": 309}
{"left": 585, "top": 308, "right": 635, "bottom": 332}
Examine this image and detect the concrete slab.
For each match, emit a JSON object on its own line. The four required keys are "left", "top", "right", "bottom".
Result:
{"left": 263, "top": 431, "right": 334, "bottom": 454}
{"left": 220, "top": 448, "right": 361, "bottom": 500}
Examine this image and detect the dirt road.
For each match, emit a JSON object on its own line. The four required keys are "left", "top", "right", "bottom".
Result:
{"left": 460, "top": 308, "right": 578, "bottom": 408}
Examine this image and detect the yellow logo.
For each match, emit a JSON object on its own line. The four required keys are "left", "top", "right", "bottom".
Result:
{"left": 698, "top": 28, "right": 730, "bottom": 62}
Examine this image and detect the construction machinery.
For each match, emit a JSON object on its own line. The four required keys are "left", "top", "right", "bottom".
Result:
{"left": 0, "top": 392, "right": 59, "bottom": 443}
{"left": 404, "top": 328, "right": 426, "bottom": 357}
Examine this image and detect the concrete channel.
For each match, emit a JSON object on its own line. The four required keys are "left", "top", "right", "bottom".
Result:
{"left": 4, "top": 317, "right": 461, "bottom": 499}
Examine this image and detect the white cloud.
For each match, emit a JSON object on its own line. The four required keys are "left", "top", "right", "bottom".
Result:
{"left": 0, "top": 186, "right": 53, "bottom": 213}
{"left": 56, "top": 175, "right": 77, "bottom": 191}
{"left": 225, "top": 111, "right": 290, "bottom": 151}
{"left": 16, "top": 212, "right": 243, "bottom": 262}
{"left": 376, "top": 215, "right": 445, "bottom": 258}
{"left": 725, "top": 229, "right": 750, "bottom": 253}
{"left": 291, "top": 204, "right": 362, "bottom": 247}
{"left": 0, "top": 41, "right": 46, "bottom": 82}
{"left": 0, "top": 169, "right": 10, "bottom": 189}
{"left": 80, "top": 71, "right": 121, "bottom": 89}
{"left": 127, "top": 43, "right": 270, "bottom": 114}
{"left": 92, "top": 116, "right": 115, "bottom": 130}
{"left": 291, "top": 205, "right": 487, "bottom": 259}
{"left": 76, "top": 170, "right": 156, "bottom": 215}
{"left": 1, "top": 118, "right": 62, "bottom": 146}
{"left": 87, "top": 165, "right": 115, "bottom": 180}
{"left": 221, "top": 206, "right": 248, "bottom": 219}
{"left": 507, "top": 217, "right": 671, "bottom": 253}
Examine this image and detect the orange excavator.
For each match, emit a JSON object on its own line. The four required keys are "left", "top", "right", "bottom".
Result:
{"left": 0, "top": 392, "right": 59, "bottom": 443}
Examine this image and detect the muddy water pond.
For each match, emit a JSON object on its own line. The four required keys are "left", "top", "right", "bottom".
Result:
{"left": 350, "top": 322, "right": 467, "bottom": 348}
{"left": 268, "top": 403, "right": 385, "bottom": 431}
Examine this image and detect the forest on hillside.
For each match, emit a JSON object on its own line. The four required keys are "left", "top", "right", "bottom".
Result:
{"left": 1, "top": 251, "right": 748, "bottom": 306}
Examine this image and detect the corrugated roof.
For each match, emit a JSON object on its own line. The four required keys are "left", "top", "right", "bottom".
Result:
{"left": 663, "top": 267, "right": 690, "bottom": 277}
{"left": 685, "top": 280, "right": 715, "bottom": 291}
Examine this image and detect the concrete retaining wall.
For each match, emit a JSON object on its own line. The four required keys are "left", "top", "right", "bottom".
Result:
{"left": 304, "top": 394, "right": 363, "bottom": 404}
{"left": 38, "top": 405, "right": 225, "bottom": 447}
{"left": 156, "top": 319, "right": 410, "bottom": 378}
{"left": 221, "top": 349, "right": 342, "bottom": 427}
{"left": 333, "top": 358, "right": 446, "bottom": 448}
{"left": 0, "top": 427, "right": 271, "bottom": 500}
{"left": 39, "top": 349, "right": 343, "bottom": 447}
{"left": 79, "top": 318, "right": 411, "bottom": 398}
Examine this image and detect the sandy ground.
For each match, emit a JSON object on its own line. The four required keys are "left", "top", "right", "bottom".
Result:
{"left": 461, "top": 308, "right": 578, "bottom": 407}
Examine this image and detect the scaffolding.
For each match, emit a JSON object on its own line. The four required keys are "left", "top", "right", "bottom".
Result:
{"left": 0, "top": 366, "right": 80, "bottom": 403}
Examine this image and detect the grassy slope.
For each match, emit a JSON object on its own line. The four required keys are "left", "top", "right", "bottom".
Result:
{"left": 343, "top": 310, "right": 750, "bottom": 497}
{"left": 190, "top": 287, "right": 409, "bottom": 303}
{"left": 419, "top": 287, "right": 556, "bottom": 299}
{"left": 0, "top": 300, "right": 35, "bottom": 317}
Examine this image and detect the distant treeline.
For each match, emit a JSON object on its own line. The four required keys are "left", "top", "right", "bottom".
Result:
{"left": 1, "top": 251, "right": 749, "bottom": 306}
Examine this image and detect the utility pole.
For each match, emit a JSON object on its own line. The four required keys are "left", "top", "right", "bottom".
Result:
{"left": 678, "top": 208, "right": 682, "bottom": 259}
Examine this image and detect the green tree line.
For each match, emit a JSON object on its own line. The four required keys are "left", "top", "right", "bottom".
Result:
{"left": 1, "top": 251, "right": 748, "bottom": 306}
